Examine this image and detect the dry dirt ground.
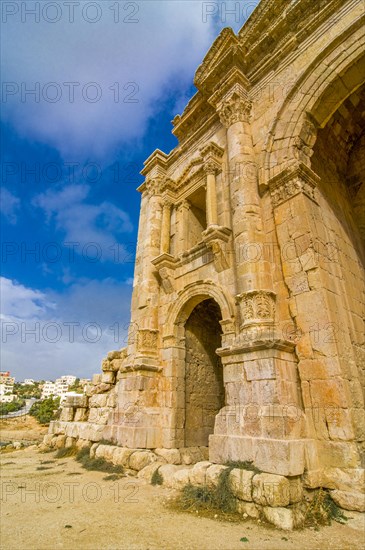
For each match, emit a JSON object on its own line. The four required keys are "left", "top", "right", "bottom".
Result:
{"left": 0, "top": 415, "right": 48, "bottom": 444}
{"left": 1, "top": 448, "right": 364, "bottom": 550}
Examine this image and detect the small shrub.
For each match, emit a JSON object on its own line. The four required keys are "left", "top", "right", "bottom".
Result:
{"left": 55, "top": 446, "right": 78, "bottom": 458}
{"left": 179, "top": 484, "right": 216, "bottom": 510}
{"left": 76, "top": 447, "right": 123, "bottom": 474}
{"left": 301, "top": 489, "right": 348, "bottom": 528}
{"left": 151, "top": 469, "right": 163, "bottom": 486}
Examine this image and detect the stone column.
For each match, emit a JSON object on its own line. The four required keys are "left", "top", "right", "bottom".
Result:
{"left": 160, "top": 198, "right": 172, "bottom": 254}
{"left": 204, "top": 161, "right": 219, "bottom": 227}
{"left": 211, "top": 83, "right": 274, "bottom": 327}
{"left": 176, "top": 199, "right": 191, "bottom": 255}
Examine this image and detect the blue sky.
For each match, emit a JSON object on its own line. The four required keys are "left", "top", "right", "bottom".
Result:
{"left": 1, "top": 1, "right": 259, "bottom": 381}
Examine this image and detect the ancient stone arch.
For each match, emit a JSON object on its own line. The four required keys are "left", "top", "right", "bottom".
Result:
{"left": 261, "top": 17, "right": 365, "bottom": 186}
{"left": 163, "top": 281, "right": 236, "bottom": 343}
{"left": 50, "top": 0, "right": 365, "bottom": 513}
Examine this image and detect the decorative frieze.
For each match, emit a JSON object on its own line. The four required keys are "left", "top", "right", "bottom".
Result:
{"left": 137, "top": 329, "right": 159, "bottom": 353}
{"left": 236, "top": 290, "right": 276, "bottom": 327}
{"left": 268, "top": 162, "right": 320, "bottom": 208}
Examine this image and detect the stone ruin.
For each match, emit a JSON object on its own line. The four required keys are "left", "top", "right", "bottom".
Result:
{"left": 44, "top": 0, "right": 365, "bottom": 526}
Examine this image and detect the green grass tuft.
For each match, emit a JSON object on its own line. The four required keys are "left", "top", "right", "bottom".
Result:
{"left": 151, "top": 469, "right": 163, "bottom": 486}
{"left": 55, "top": 446, "right": 78, "bottom": 458}
{"left": 75, "top": 447, "right": 123, "bottom": 474}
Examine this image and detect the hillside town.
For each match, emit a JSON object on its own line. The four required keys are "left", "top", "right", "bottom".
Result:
{"left": 0, "top": 370, "right": 90, "bottom": 406}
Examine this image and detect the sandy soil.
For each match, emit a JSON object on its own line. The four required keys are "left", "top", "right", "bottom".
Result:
{"left": 0, "top": 448, "right": 364, "bottom": 550}
{"left": 0, "top": 415, "right": 48, "bottom": 444}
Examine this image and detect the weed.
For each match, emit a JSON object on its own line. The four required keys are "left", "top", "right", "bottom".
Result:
{"left": 103, "top": 474, "right": 120, "bottom": 481}
{"left": 151, "top": 469, "right": 163, "bottom": 486}
{"left": 75, "top": 447, "right": 124, "bottom": 474}
{"left": 55, "top": 446, "right": 78, "bottom": 458}
{"left": 301, "top": 489, "right": 348, "bottom": 528}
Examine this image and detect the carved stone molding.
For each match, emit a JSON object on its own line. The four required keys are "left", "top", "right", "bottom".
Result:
{"left": 144, "top": 176, "right": 164, "bottom": 197}
{"left": 236, "top": 290, "right": 276, "bottom": 327}
{"left": 158, "top": 267, "right": 174, "bottom": 294}
{"left": 137, "top": 329, "right": 159, "bottom": 353}
{"left": 202, "top": 225, "right": 232, "bottom": 272}
{"left": 268, "top": 162, "right": 320, "bottom": 208}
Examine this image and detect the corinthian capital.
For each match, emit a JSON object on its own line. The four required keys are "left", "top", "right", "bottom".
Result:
{"left": 145, "top": 176, "right": 164, "bottom": 197}
{"left": 204, "top": 160, "right": 220, "bottom": 175}
{"left": 217, "top": 92, "right": 252, "bottom": 127}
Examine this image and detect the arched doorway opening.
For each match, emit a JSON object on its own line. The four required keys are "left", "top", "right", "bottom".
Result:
{"left": 184, "top": 298, "right": 225, "bottom": 447}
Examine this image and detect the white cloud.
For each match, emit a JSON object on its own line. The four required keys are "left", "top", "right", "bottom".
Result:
{"left": 0, "top": 276, "right": 133, "bottom": 380}
{"left": 32, "top": 183, "right": 133, "bottom": 261}
{"left": 0, "top": 188, "right": 20, "bottom": 224}
{"left": 1, "top": 1, "right": 222, "bottom": 161}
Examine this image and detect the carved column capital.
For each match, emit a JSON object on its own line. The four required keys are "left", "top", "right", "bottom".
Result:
{"left": 145, "top": 176, "right": 164, "bottom": 197}
{"left": 204, "top": 160, "right": 220, "bottom": 175}
{"left": 217, "top": 92, "right": 252, "bottom": 127}
{"left": 176, "top": 199, "right": 191, "bottom": 211}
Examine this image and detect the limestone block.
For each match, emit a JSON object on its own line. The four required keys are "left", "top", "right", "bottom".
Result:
{"left": 112, "top": 447, "right": 135, "bottom": 467}
{"left": 330, "top": 490, "right": 365, "bottom": 512}
{"left": 172, "top": 468, "right": 191, "bottom": 489}
{"left": 81, "top": 423, "right": 105, "bottom": 442}
{"left": 60, "top": 407, "right": 74, "bottom": 422}
{"left": 262, "top": 506, "right": 294, "bottom": 530}
{"left": 289, "top": 477, "right": 303, "bottom": 503}
{"left": 90, "top": 442, "right": 99, "bottom": 458}
{"left": 107, "top": 350, "right": 121, "bottom": 361}
{"left": 43, "top": 434, "right": 54, "bottom": 446}
{"left": 322, "top": 468, "right": 365, "bottom": 492}
{"left": 65, "top": 437, "right": 76, "bottom": 448}
{"left": 55, "top": 435, "right": 66, "bottom": 449}
{"left": 95, "top": 444, "right": 117, "bottom": 462}
{"left": 65, "top": 422, "right": 81, "bottom": 439}
{"left": 137, "top": 462, "right": 165, "bottom": 482}
{"left": 236, "top": 501, "right": 260, "bottom": 518}
{"left": 129, "top": 450, "right": 158, "bottom": 471}
{"left": 154, "top": 448, "right": 180, "bottom": 464}
{"left": 95, "top": 383, "right": 112, "bottom": 394}
{"left": 49, "top": 421, "right": 67, "bottom": 435}
{"left": 76, "top": 439, "right": 91, "bottom": 450}
{"left": 65, "top": 395, "right": 88, "bottom": 408}
{"left": 315, "top": 441, "right": 360, "bottom": 469}
{"left": 158, "top": 465, "right": 185, "bottom": 488}
{"left": 74, "top": 408, "right": 88, "bottom": 422}
{"left": 189, "top": 461, "right": 212, "bottom": 486}
{"left": 92, "top": 374, "right": 101, "bottom": 385}
{"left": 229, "top": 469, "right": 254, "bottom": 501}
{"left": 252, "top": 473, "right": 290, "bottom": 507}
{"left": 206, "top": 465, "right": 228, "bottom": 487}
{"left": 254, "top": 438, "right": 305, "bottom": 476}
{"left": 180, "top": 447, "right": 203, "bottom": 465}
{"left": 89, "top": 394, "right": 108, "bottom": 408}
{"left": 101, "top": 371, "right": 116, "bottom": 384}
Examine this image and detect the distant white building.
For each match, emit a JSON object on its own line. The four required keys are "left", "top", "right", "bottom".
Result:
{"left": 41, "top": 375, "right": 77, "bottom": 400}
{"left": 23, "top": 379, "right": 35, "bottom": 385}
{"left": 0, "top": 394, "right": 17, "bottom": 403}
{"left": 41, "top": 381, "right": 56, "bottom": 399}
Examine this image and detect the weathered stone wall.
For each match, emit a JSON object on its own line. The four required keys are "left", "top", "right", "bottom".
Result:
{"left": 46, "top": 0, "right": 365, "bottom": 504}
{"left": 185, "top": 299, "right": 224, "bottom": 446}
